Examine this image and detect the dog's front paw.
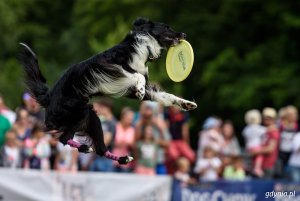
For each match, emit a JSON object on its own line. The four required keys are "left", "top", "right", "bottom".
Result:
{"left": 135, "top": 87, "right": 145, "bottom": 100}
{"left": 178, "top": 100, "right": 197, "bottom": 111}
{"left": 134, "top": 73, "right": 146, "bottom": 100}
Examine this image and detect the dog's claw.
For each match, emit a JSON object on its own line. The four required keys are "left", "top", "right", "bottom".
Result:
{"left": 136, "top": 90, "right": 145, "bottom": 100}
{"left": 118, "top": 156, "right": 134, "bottom": 165}
{"left": 78, "top": 144, "right": 94, "bottom": 153}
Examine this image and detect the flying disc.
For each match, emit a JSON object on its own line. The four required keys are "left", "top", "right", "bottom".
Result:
{"left": 166, "top": 40, "right": 194, "bottom": 82}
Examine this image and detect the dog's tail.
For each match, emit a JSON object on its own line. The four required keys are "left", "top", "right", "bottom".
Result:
{"left": 19, "top": 43, "right": 49, "bottom": 107}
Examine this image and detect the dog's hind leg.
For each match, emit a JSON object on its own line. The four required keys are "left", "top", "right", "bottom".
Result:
{"left": 86, "top": 107, "right": 134, "bottom": 164}
{"left": 59, "top": 131, "right": 93, "bottom": 153}
{"left": 143, "top": 84, "right": 197, "bottom": 111}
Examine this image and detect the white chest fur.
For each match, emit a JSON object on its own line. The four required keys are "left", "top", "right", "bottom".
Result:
{"left": 128, "top": 34, "right": 162, "bottom": 75}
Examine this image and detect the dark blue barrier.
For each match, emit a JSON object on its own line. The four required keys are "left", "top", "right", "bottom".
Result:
{"left": 172, "top": 179, "right": 300, "bottom": 201}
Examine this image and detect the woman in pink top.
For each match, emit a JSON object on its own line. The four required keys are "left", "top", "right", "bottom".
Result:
{"left": 113, "top": 107, "right": 135, "bottom": 172}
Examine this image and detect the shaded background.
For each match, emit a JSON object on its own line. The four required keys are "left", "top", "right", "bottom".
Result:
{"left": 1, "top": 0, "right": 300, "bottom": 149}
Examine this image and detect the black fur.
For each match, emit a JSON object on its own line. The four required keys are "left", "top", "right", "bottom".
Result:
{"left": 19, "top": 18, "right": 192, "bottom": 159}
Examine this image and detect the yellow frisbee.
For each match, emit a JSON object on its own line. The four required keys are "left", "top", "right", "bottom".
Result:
{"left": 166, "top": 40, "right": 194, "bottom": 82}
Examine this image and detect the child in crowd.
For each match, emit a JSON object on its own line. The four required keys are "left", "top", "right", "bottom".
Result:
{"left": 223, "top": 156, "right": 246, "bottom": 180}
{"left": 0, "top": 130, "right": 21, "bottom": 168}
{"left": 194, "top": 146, "right": 222, "bottom": 181}
{"left": 242, "top": 109, "right": 266, "bottom": 177}
{"left": 135, "top": 125, "right": 158, "bottom": 175}
{"left": 23, "top": 122, "right": 51, "bottom": 170}
{"left": 174, "top": 157, "right": 197, "bottom": 186}
{"left": 55, "top": 143, "right": 78, "bottom": 172}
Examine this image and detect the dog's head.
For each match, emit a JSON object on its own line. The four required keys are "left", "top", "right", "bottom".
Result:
{"left": 132, "top": 18, "right": 186, "bottom": 49}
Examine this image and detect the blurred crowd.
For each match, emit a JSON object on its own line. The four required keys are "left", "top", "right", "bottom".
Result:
{"left": 1, "top": 93, "right": 300, "bottom": 185}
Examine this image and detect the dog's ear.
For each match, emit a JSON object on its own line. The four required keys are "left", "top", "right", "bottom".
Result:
{"left": 133, "top": 17, "right": 149, "bottom": 27}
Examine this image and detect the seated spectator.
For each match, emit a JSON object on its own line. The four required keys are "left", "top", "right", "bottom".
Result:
{"left": 0, "top": 114, "right": 11, "bottom": 148}
{"left": 197, "top": 116, "right": 224, "bottom": 159}
{"left": 0, "top": 94, "right": 16, "bottom": 125}
{"left": 242, "top": 109, "right": 266, "bottom": 177}
{"left": 113, "top": 107, "right": 135, "bottom": 172}
{"left": 165, "top": 106, "right": 195, "bottom": 167}
{"left": 174, "top": 157, "right": 197, "bottom": 186}
{"left": 194, "top": 146, "right": 222, "bottom": 182}
{"left": 23, "top": 122, "right": 51, "bottom": 170}
{"left": 135, "top": 125, "right": 158, "bottom": 176}
{"left": 89, "top": 98, "right": 116, "bottom": 172}
{"left": 54, "top": 143, "right": 78, "bottom": 172}
{"left": 0, "top": 130, "right": 21, "bottom": 168}
{"left": 223, "top": 156, "right": 246, "bottom": 180}
{"left": 251, "top": 107, "right": 280, "bottom": 179}
{"left": 221, "top": 120, "right": 241, "bottom": 156}
{"left": 135, "top": 102, "right": 170, "bottom": 175}
{"left": 288, "top": 131, "right": 300, "bottom": 182}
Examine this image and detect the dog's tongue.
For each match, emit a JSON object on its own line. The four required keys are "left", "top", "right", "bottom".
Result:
{"left": 166, "top": 40, "right": 194, "bottom": 82}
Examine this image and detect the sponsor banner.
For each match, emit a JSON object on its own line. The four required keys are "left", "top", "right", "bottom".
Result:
{"left": 0, "top": 168, "right": 171, "bottom": 201}
{"left": 172, "top": 179, "right": 300, "bottom": 201}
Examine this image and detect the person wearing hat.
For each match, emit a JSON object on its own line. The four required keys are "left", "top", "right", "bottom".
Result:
{"left": 197, "top": 117, "right": 224, "bottom": 159}
{"left": 251, "top": 107, "right": 280, "bottom": 179}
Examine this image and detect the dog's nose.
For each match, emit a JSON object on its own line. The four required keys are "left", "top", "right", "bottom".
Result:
{"left": 180, "top": 32, "right": 186, "bottom": 39}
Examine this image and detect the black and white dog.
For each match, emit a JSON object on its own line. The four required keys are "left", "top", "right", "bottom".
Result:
{"left": 19, "top": 18, "right": 197, "bottom": 164}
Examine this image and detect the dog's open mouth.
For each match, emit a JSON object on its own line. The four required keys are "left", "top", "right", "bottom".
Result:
{"left": 167, "top": 34, "right": 186, "bottom": 47}
{"left": 170, "top": 38, "right": 182, "bottom": 46}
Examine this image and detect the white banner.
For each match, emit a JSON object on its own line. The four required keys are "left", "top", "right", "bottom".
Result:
{"left": 0, "top": 168, "right": 172, "bottom": 201}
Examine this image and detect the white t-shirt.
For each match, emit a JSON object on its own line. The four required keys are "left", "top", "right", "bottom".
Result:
{"left": 57, "top": 143, "right": 75, "bottom": 170}
{"left": 242, "top": 124, "right": 266, "bottom": 149}
{"left": 4, "top": 146, "right": 20, "bottom": 168}
{"left": 280, "top": 130, "right": 297, "bottom": 152}
{"left": 288, "top": 132, "right": 300, "bottom": 167}
{"left": 1, "top": 109, "right": 16, "bottom": 125}
{"left": 198, "top": 129, "right": 224, "bottom": 158}
{"left": 194, "top": 157, "right": 222, "bottom": 181}
{"left": 174, "top": 171, "right": 190, "bottom": 183}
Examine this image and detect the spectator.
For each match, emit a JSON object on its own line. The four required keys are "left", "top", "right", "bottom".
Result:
{"left": 113, "top": 107, "right": 135, "bottom": 172}
{"left": 0, "top": 114, "right": 11, "bottom": 148}
{"left": 135, "top": 101, "right": 170, "bottom": 174}
{"left": 165, "top": 106, "right": 195, "bottom": 166}
{"left": 54, "top": 143, "right": 79, "bottom": 172}
{"left": 23, "top": 122, "right": 51, "bottom": 170}
{"left": 197, "top": 116, "right": 224, "bottom": 159}
{"left": 174, "top": 157, "right": 197, "bottom": 186}
{"left": 252, "top": 107, "right": 280, "bottom": 179}
{"left": 242, "top": 109, "right": 266, "bottom": 177}
{"left": 48, "top": 135, "right": 59, "bottom": 170}
{"left": 194, "top": 146, "right": 222, "bottom": 181}
{"left": 288, "top": 131, "right": 300, "bottom": 182}
{"left": 0, "top": 130, "right": 21, "bottom": 168}
{"left": 223, "top": 156, "right": 246, "bottom": 180}
{"left": 13, "top": 108, "right": 32, "bottom": 143}
{"left": 89, "top": 98, "right": 117, "bottom": 172}
{"left": 134, "top": 125, "right": 158, "bottom": 175}
{"left": 279, "top": 106, "right": 299, "bottom": 177}
{"left": 221, "top": 120, "right": 241, "bottom": 156}
{"left": 0, "top": 94, "right": 16, "bottom": 124}
{"left": 21, "top": 92, "right": 45, "bottom": 123}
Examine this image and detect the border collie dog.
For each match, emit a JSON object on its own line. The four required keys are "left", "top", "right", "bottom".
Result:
{"left": 19, "top": 18, "right": 197, "bottom": 165}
